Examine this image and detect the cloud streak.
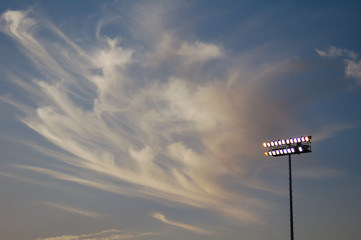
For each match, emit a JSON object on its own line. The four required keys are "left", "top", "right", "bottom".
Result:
{"left": 41, "top": 202, "right": 105, "bottom": 219}
{"left": 151, "top": 212, "right": 213, "bottom": 235}
{"left": 34, "top": 229, "right": 155, "bottom": 240}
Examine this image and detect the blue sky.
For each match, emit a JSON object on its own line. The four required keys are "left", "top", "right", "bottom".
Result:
{"left": 1, "top": 1, "right": 361, "bottom": 239}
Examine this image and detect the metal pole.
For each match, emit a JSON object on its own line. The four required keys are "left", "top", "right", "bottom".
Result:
{"left": 288, "top": 154, "right": 294, "bottom": 240}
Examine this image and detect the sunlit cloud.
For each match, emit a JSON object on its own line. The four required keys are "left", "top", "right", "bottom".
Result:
{"left": 0, "top": 7, "right": 271, "bottom": 224}
{"left": 151, "top": 212, "right": 214, "bottom": 235}
{"left": 345, "top": 59, "right": 361, "bottom": 82}
{"left": 41, "top": 202, "right": 106, "bottom": 219}
{"left": 316, "top": 46, "right": 357, "bottom": 59}
{"left": 0, "top": 3, "right": 356, "bottom": 228}
{"left": 316, "top": 46, "right": 361, "bottom": 85}
{"left": 177, "top": 41, "right": 224, "bottom": 64}
{"left": 34, "top": 229, "right": 155, "bottom": 240}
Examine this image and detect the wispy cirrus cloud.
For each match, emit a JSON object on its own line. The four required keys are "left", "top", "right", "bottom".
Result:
{"left": 0, "top": 3, "right": 355, "bottom": 228}
{"left": 34, "top": 229, "right": 155, "bottom": 240}
{"left": 41, "top": 202, "right": 105, "bottom": 219}
{"left": 0, "top": 7, "right": 268, "bottom": 224}
{"left": 312, "top": 123, "right": 358, "bottom": 142}
{"left": 151, "top": 212, "right": 214, "bottom": 235}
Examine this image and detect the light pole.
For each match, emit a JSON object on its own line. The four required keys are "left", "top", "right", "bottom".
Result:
{"left": 262, "top": 136, "right": 312, "bottom": 240}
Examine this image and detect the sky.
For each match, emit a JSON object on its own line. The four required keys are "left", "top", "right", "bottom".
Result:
{"left": 0, "top": 0, "right": 361, "bottom": 239}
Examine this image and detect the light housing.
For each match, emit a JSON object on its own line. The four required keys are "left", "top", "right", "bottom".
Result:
{"left": 262, "top": 136, "right": 312, "bottom": 157}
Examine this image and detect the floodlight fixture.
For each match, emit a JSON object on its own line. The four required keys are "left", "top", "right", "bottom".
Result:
{"left": 263, "top": 136, "right": 312, "bottom": 157}
{"left": 262, "top": 135, "right": 312, "bottom": 240}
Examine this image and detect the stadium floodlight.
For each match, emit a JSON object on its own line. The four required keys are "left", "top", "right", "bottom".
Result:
{"left": 262, "top": 136, "right": 312, "bottom": 240}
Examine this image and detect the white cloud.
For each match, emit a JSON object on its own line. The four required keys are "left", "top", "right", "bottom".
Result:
{"left": 34, "top": 229, "right": 155, "bottom": 240}
{"left": 41, "top": 202, "right": 105, "bottom": 219}
{"left": 316, "top": 46, "right": 361, "bottom": 84}
{"left": 139, "top": 35, "right": 224, "bottom": 73}
{"left": 316, "top": 46, "right": 357, "bottom": 59}
{"left": 151, "top": 212, "right": 213, "bottom": 235}
{"left": 345, "top": 59, "right": 361, "bottom": 83}
{"left": 1, "top": 10, "right": 32, "bottom": 38}
{"left": 0, "top": 10, "right": 75, "bottom": 83}
{"left": 316, "top": 46, "right": 343, "bottom": 58}
{"left": 0, "top": 7, "right": 301, "bottom": 226}
{"left": 1, "top": 5, "right": 356, "bottom": 229}
{"left": 177, "top": 41, "right": 224, "bottom": 64}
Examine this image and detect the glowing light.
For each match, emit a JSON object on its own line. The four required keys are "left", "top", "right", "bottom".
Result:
{"left": 262, "top": 136, "right": 312, "bottom": 157}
